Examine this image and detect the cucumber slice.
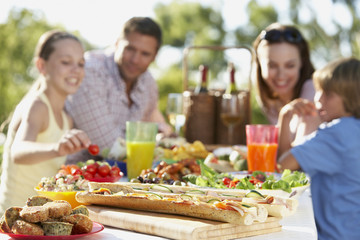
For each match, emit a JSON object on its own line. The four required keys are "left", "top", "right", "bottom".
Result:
{"left": 150, "top": 184, "right": 173, "bottom": 193}
{"left": 245, "top": 190, "right": 265, "bottom": 199}
{"left": 180, "top": 194, "right": 193, "bottom": 200}
{"left": 147, "top": 192, "right": 163, "bottom": 199}
{"left": 241, "top": 204, "right": 252, "bottom": 208}
{"left": 185, "top": 189, "right": 206, "bottom": 195}
{"left": 220, "top": 193, "right": 241, "bottom": 198}
{"left": 207, "top": 198, "right": 220, "bottom": 204}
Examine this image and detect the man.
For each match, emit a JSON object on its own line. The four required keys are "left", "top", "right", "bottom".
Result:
{"left": 65, "top": 17, "right": 172, "bottom": 163}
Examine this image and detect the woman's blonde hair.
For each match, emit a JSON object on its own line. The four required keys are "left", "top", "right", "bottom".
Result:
{"left": 313, "top": 57, "right": 360, "bottom": 118}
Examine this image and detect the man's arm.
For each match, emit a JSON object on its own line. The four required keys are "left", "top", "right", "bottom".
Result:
{"left": 149, "top": 108, "right": 173, "bottom": 136}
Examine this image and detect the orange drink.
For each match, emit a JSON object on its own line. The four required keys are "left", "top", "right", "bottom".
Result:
{"left": 247, "top": 143, "right": 278, "bottom": 172}
{"left": 246, "top": 125, "right": 278, "bottom": 172}
{"left": 126, "top": 141, "right": 156, "bottom": 180}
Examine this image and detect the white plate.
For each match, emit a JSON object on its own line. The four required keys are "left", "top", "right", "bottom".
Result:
{"left": 230, "top": 171, "right": 309, "bottom": 199}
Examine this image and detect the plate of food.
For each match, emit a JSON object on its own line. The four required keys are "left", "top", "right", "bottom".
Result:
{"left": 183, "top": 162, "right": 310, "bottom": 199}
{"left": 0, "top": 222, "right": 104, "bottom": 240}
{"left": 204, "top": 145, "right": 248, "bottom": 173}
{"left": 0, "top": 197, "right": 103, "bottom": 240}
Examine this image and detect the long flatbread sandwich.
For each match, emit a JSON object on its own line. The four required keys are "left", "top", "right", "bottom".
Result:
{"left": 76, "top": 182, "right": 297, "bottom": 225}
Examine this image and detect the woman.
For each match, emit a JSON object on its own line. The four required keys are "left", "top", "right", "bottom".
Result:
{"left": 252, "top": 22, "right": 315, "bottom": 125}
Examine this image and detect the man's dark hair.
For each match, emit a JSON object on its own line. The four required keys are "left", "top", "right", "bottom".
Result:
{"left": 122, "top": 17, "right": 162, "bottom": 51}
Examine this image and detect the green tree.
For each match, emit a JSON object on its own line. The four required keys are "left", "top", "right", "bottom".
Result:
{"left": 0, "top": 8, "right": 93, "bottom": 131}
{"left": 154, "top": 1, "right": 229, "bottom": 90}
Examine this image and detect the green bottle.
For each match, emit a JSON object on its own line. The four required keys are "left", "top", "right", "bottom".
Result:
{"left": 194, "top": 64, "right": 208, "bottom": 94}
{"left": 225, "top": 62, "right": 238, "bottom": 94}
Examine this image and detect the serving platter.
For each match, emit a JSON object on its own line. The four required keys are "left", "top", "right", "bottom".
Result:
{"left": 87, "top": 205, "right": 281, "bottom": 240}
{"left": 0, "top": 222, "right": 104, "bottom": 240}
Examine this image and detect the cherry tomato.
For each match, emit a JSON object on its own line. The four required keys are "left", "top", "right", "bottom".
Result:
{"left": 83, "top": 163, "right": 97, "bottom": 175}
{"left": 222, "top": 177, "right": 232, "bottom": 186}
{"left": 88, "top": 144, "right": 100, "bottom": 155}
{"left": 110, "top": 166, "right": 121, "bottom": 177}
{"left": 83, "top": 171, "right": 94, "bottom": 180}
{"left": 93, "top": 172, "right": 102, "bottom": 179}
{"left": 98, "top": 164, "right": 111, "bottom": 177}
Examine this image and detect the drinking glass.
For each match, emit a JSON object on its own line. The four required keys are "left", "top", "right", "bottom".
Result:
{"left": 220, "top": 93, "right": 245, "bottom": 145}
{"left": 126, "top": 121, "right": 158, "bottom": 180}
{"left": 166, "top": 93, "right": 186, "bottom": 136}
{"left": 246, "top": 124, "right": 278, "bottom": 172}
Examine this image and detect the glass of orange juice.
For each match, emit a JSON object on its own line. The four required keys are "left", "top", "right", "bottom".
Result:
{"left": 246, "top": 125, "right": 278, "bottom": 172}
{"left": 126, "top": 121, "right": 158, "bottom": 180}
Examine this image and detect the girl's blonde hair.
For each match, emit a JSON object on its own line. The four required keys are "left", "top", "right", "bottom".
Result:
{"left": 29, "top": 30, "right": 82, "bottom": 94}
{"left": 313, "top": 57, "right": 360, "bottom": 118}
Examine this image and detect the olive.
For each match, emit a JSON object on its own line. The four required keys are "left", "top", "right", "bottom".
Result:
{"left": 152, "top": 177, "right": 161, "bottom": 184}
{"left": 130, "top": 178, "right": 140, "bottom": 183}
{"left": 173, "top": 180, "right": 182, "bottom": 186}
{"left": 137, "top": 176, "right": 144, "bottom": 183}
{"left": 161, "top": 172, "right": 171, "bottom": 181}
{"left": 143, "top": 179, "right": 152, "bottom": 184}
{"left": 167, "top": 179, "right": 175, "bottom": 185}
{"left": 146, "top": 172, "right": 157, "bottom": 180}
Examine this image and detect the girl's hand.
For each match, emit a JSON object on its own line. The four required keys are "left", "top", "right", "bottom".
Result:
{"left": 56, "top": 129, "right": 91, "bottom": 156}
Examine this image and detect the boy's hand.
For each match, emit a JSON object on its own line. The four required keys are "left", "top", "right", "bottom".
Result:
{"left": 280, "top": 98, "right": 317, "bottom": 120}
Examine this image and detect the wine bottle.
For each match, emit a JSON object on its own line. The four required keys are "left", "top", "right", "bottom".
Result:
{"left": 225, "top": 62, "right": 238, "bottom": 94}
{"left": 194, "top": 64, "right": 208, "bottom": 94}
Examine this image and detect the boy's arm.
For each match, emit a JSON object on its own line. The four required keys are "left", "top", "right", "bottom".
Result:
{"left": 278, "top": 151, "right": 300, "bottom": 171}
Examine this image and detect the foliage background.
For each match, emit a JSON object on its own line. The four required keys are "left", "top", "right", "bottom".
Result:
{"left": 1, "top": 0, "right": 360, "bottom": 165}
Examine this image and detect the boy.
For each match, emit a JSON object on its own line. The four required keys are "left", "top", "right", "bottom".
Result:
{"left": 278, "top": 57, "right": 360, "bottom": 239}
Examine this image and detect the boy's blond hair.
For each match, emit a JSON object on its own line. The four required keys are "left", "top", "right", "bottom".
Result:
{"left": 313, "top": 57, "right": 360, "bottom": 118}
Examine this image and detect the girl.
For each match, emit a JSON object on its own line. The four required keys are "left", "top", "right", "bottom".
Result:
{"left": 0, "top": 30, "right": 91, "bottom": 214}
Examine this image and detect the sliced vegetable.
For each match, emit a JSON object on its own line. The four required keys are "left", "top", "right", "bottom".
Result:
{"left": 245, "top": 190, "right": 265, "bottom": 199}
{"left": 150, "top": 184, "right": 173, "bottom": 193}
{"left": 185, "top": 189, "right": 206, "bottom": 195}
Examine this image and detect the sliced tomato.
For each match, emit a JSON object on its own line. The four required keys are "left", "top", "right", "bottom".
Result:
{"left": 222, "top": 177, "right": 232, "bottom": 186}
{"left": 71, "top": 168, "right": 82, "bottom": 176}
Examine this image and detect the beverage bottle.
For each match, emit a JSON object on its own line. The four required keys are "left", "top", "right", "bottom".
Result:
{"left": 225, "top": 62, "right": 238, "bottom": 94}
{"left": 194, "top": 64, "right": 208, "bottom": 94}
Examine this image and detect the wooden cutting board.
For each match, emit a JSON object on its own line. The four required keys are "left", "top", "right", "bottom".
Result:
{"left": 87, "top": 205, "right": 282, "bottom": 240}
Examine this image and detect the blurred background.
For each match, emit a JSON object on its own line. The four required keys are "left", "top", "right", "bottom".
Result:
{"left": 1, "top": 0, "right": 360, "bottom": 162}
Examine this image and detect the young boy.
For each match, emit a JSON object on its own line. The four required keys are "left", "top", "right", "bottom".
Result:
{"left": 278, "top": 57, "right": 360, "bottom": 239}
